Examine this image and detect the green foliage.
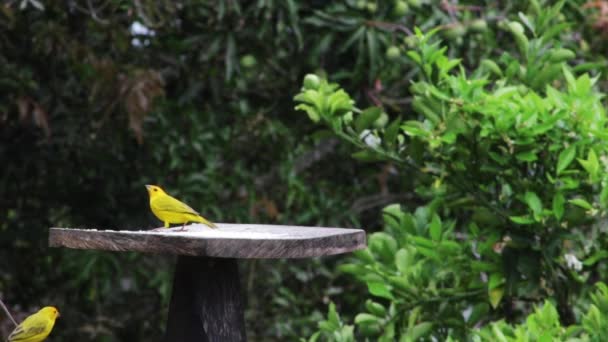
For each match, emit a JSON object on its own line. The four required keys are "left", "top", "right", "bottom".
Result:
{"left": 296, "top": 2, "right": 608, "bottom": 339}
{"left": 5, "top": 0, "right": 608, "bottom": 341}
{"left": 474, "top": 282, "right": 608, "bottom": 341}
{"left": 306, "top": 302, "right": 355, "bottom": 342}
{"left": 339, "top": 204, "right": 479, "bottom": 340}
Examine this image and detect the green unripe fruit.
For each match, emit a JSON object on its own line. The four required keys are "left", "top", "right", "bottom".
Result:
{"left": 443, "top": 24, "right": 466, "bottom": 40}
{"left": 403, "top": 35, "right": 418, "bottom": 48}
{"left": 366, "top": 2, "right": 377, "bottom": 13}
{"left": 497, "top": 20, "right": 508, "bottom": 30}
{"left": 303, "top": 74, "right": 321, "bottom": 90}
{"left": 469, "top": 19, "right": 488, "bottom": 33}
{"left": 392, "top": 1, "right": 409, "bottom": 17}
{"left": 385, "top": 45, "right": 401, "bottom": 60}
{"left": 408, "top": 0, "right": 422, "bottom": 8}
{"left": 240, "top": 54, "right": 257, "bottom": 68}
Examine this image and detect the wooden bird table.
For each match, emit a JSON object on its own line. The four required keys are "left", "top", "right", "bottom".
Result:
{"left": 49, "top": 224, "right": 366, "bottom": 342}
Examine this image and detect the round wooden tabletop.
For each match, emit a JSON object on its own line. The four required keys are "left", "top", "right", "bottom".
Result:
{"left": 49, "top": 223, "right": 366, "bottom": 258}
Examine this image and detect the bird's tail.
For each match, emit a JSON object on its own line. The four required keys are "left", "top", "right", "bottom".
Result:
{"left": 195, "top": 215, "right": 218, "bottom": 229}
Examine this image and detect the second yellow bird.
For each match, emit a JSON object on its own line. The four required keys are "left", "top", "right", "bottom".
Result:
{"left": 145, "top": 185, "right": 217, "bottom": 229}
{"left": 8, "top": 306, "right": 59, "bottom": 342}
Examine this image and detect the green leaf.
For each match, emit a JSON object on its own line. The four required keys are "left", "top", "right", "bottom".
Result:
{"left": 600, "top": 186, "right": 608, "bottom": 209}
{"left": 369, "top": 232, "right": 398, "bottom": 261}
{"left": 351, "top": 150, "right": 383, "bottom": 162}
{"left": 407, "top": 50, "right": 422, "bottom": 64}
{"left": 388, "top": 276, "right": 411, "bottom": 293}
{"left": 410, "top": 322, "right": 433, "bottom": 340}
{"left": 508, "top": 21, "right": 529, "bottom": 59}
{"left": 516, "top": 151, "right": 537, "bottom": 162}
{"left": 355, "top": 313, "right": 380, "bottom": 325}
{"left": 395, "top": 248, "right": 410, "bottom": 273}
{"left": 489, "top": 287, "right": 504, "bottom": 309}
{"left": 583, "top": 250, "right": 608, "bottom": 266}
{"left": 488, "top": 273, "right": 504, "bottom": 290}
{"left": 295, "top": 103, "right": 321, "bottom": 122}
{"left": 337, "top": 264, "right": 366, "bottom": 278}
{"left": 353, "top": 248, "right": 375, "bottom": 263}
{"left": 321, "top": 302, "right": 340, "bottom": 331}
{"left": 552, "top": 193, "right": 565, "bottom": 220}
{"left": 367, "top": 281, "right": 394, "bottom": 300}
{"left": 578, "top": 149, "right": 600, "bottom": 182}
{"left": 382, "top": 203, "right": 404, "bottom": 232}
{"left": 365, "top": 300, "right": 387, "bottom": 317}
{"left": 524, "top": 191, "right": 542, "bottom": 218}
{"left": 549, "top": 48, "right": 575, "bottom": 63}
{"left": 557, "top": 145, "right": 576, "bottom": 175}
{"left": 429, "top": 214, "right": 442, "bottom": 241}
{"left": 569, "top": 198, "right": 593, "bottom": 210}
{"left": 366, "top": 29, "right": 378, "bottom": 79}
{"left": 340, "top": 26, "right": 365, "bottom": 53}
{"left": 355, "top": 107, "right": 382, "bottom": 133}
{"left": 384, "top": 117, "right": 402, "bottom": 147}
{"left": 412, "top": 97, "right": 440, "bottom": 124}
{"left": 583, "top": 251, "right": 608, "bottom": 266}
{"left": 401, "top": 121, "right": 431, "bottom": 138}
{"left": 416, "top": 246, "right": 440, "bottom": 261}
{"left": 509, "top": 215, "right": 535, "bottom": 224}
{"left": 481, "top": 59, "right": 502, "bottom": 76}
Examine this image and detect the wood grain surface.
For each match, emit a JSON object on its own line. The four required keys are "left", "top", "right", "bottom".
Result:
{"left": 49, "top": 223, "right": 366, "bottom": 258}
{"left": 164, "top": 256, "right": 246, "bottom": 342}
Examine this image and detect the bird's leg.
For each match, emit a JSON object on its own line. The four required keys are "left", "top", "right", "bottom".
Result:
{"left": 149, "top": 221, "right": 170, "bottom": 232}
{"left": 177, "top": 222, "right": 188, "bottom": 232}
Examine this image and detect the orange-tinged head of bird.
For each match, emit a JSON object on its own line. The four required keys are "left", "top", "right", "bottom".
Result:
{"left": 145, "top": 184, "right": 167, "bottom": 198}
{"left": 39, "top": 306, "right": 60, "bottom": 319}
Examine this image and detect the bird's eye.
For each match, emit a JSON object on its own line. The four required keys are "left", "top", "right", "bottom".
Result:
{"left": 154, "top": 189, "right": 157, "bottom": 192}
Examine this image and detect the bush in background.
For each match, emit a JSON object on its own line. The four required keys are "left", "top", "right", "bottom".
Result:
{"left": 2, "top": 0, "right": 608, "bottom": 340}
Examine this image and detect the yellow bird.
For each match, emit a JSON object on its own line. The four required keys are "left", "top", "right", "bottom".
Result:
{"left": 8, "top": 306, "right": 59, "bottom": 342}
{"left": 145, "top": 185, "right": 217, "bottom": 230}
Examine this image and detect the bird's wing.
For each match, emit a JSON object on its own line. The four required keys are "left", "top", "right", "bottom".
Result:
{"left": 8, "top": 318, "right": 48, "bottom": 341}
{"left": 153, "top": 195, "right": 200, "bottom": 215}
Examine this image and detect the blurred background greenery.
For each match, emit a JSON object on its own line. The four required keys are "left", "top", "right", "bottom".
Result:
{"left": 2, "top": 0, "right": 608, "bottom": 341}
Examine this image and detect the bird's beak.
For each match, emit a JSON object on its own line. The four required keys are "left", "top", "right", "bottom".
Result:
{"left": 145, "top": 184, "right": 152, "bottom": 191}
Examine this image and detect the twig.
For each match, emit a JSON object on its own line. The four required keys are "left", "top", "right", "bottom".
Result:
{"left": 254, "top": 138, "right": 340, "bottom": 189}
{"left": 87, "top": 0, "right": 109, "bottom": 25}
{"left": 350, "top": 193, "right": 416, "bottom": 213}
{"left": 133, "top": 0, "right": 165, "bottom": 28}
{"left": 0, "top": 297, "right": 17, "bottom": 327}
{"left": 365, "top": 20, "right": 413, "bottom": 35}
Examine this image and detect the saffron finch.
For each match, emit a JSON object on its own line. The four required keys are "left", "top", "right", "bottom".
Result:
{"left": 145, "top": 185, "right": 217, "bottom": 229}
{"left": 8, "top": 306, "right": 59, "bottom": 342}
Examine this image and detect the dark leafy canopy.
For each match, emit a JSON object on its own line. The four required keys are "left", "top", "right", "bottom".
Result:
{"left": 2, "top": 0, "right": 608, "bottom": 341}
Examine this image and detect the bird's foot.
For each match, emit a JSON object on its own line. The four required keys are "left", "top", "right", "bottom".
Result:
{"left": 176, "top": 224, "right": 189, "bottom": 232}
